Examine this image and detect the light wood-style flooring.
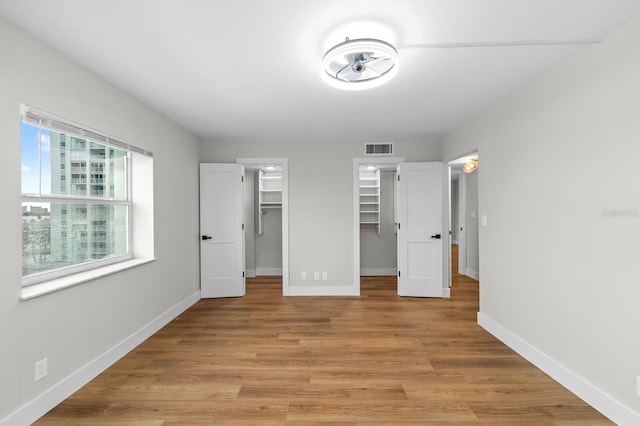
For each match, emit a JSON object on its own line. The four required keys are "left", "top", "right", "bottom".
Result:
{"left": 35, "top": 245, "right": 611, "bottom": 425}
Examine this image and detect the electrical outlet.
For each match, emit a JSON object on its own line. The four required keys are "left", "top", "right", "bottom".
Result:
{"left": 35, "top": 358, "right": 48, "bottom": 382}
{"left": 314, "top": 272, "right": 320, "bottom": 280}
{"left": 301, "top": 271, "right": 307, "bottom": 280}
{"left": 322, "top": 272, "right": 328, "bottom": 280}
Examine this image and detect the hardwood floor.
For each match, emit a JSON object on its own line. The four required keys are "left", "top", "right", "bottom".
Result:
{"left": 35, "top": 246, "right": 611, "bottom": 425}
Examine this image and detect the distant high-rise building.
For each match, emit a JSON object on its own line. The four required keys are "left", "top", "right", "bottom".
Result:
{"left": 48, "top": 133, "right": 127, "bottom": 266}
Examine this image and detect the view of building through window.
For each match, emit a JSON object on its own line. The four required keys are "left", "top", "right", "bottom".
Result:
{"left": 21, "top": 121, "right": 129, "bottom": 279}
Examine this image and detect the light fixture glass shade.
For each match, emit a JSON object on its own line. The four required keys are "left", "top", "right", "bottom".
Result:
{"left": 463, "top": 158, "right": 478, "bottom": 173}
{"left": 322, "top": 38, "right": 398, "bottom": 90}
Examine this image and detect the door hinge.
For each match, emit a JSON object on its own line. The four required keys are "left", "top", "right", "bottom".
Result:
{"left": 398, "top": 223, "right": 400, "bottom": 230}
{"left": 243, "top": 271, "right": 245, "bottom": 277}
{"left": 398, "top": 270, "right": 401, "bottom": 277}
{"left": 241, "top": 176, "right": 244, "bottom": 182}
{"left": 242, "top": 223, "right": 245, "bottom": 230}
{"left": 397, "top": 175, "right": 400, "bottom": 181}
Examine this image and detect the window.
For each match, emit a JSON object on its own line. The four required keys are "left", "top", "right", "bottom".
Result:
{"left": 20, "top": 105, "right": 153, "bottom": 288}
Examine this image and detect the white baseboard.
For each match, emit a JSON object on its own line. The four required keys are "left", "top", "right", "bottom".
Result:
{"left": 477, "top": 312, "right": 640, "bottom": 426}
{"left": 465, "top": 268, "right": 480, "bottom": 281}
{"left": 1, "top": 291, "right": 201, "bottom": 426}
{"left": 442, "top": 287, "right": 451, "bottom": 298}
{"left": 255, "top": 267, "right": 282, "bottom": 276}
{"left": 245, "top": 269, "right": 256, "bottom": 278}
{"left": 360, "top": 268, "right": 397, "bottom": 276}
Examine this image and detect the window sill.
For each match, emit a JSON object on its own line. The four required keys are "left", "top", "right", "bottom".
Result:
{"left": 20, "top": 258, "right": 157, "bottom": 301}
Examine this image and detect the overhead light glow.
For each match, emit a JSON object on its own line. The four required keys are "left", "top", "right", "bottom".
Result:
{"left": 463, "top": 158, "right": 478, "bottom": 174}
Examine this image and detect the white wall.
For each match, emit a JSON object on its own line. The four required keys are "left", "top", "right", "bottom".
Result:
{"left": 0, "top": 18, "right": 201, "bottom": 423}
{"left": 201, "top": 139, "right": 440, "bottom": 291}
{"left": 441, "top": 16, "right": 640, "bottom": 423}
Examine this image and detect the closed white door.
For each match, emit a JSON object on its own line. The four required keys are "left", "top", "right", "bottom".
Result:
{"left": 200, "top": 163, "right": 245, "bottom": 298}
{"left": 397, "top": 162, "right": 443, "bottom": 297}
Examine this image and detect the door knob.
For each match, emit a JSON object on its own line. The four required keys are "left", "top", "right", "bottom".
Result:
{"left": 430, "top": 234, "right": 441, "bottom": 239}
{"left": 201, "top": 235, "right": 212, "bottom": 240}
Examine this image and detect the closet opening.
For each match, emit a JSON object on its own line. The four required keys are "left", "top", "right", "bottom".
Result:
{"left": 237, "top": 158, "right": 289, "bottom": 293}
{"left": 353, "top": 157, "right": 404, "bottom": 294}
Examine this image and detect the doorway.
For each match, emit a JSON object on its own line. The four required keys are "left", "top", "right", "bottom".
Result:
{"left": 237, "top": 158, "right": 289, "bottom": 292}
{"left": 358, "top": 164, "right": 399, "bottom": 276}
{"left": 354, "top": 157, "right": 446, "bottom": 297}
{"left": 448, "top": 152, "right": 479, "bottom": 288}
{"left": 353, "top": 157, "right": 404, "bottom": 293}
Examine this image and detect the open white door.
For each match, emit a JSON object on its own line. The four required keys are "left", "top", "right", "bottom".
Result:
{"left": 397, "top": 162, "right": 443, "bottom": 297}
{"left": 200, "top": 163, "right": 245, "bottom": 298}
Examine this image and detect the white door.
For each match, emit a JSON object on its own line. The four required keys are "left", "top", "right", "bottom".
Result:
{"left": 200, "top": 163, "right": 245, "bottom": 298}
{"left": 397, "top": 162, "right": 443, "bottom": 297}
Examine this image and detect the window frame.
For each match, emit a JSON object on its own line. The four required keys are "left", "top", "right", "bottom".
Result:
{"left": 20, "top": 104, "right": 152, "bottom": 288}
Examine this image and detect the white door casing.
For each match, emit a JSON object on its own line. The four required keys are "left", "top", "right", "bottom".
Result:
{"left": 397, "top": 162, "right": 444, "bottom": 297}
{"left": 200, "top": 163, "right": 245, "bottom": 298}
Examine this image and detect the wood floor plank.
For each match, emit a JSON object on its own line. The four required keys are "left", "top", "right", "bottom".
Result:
{"left": 33, "top": 245, "right": 612, "bottom": 425}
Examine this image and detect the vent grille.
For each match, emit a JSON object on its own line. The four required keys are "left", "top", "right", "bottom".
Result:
{"left": 365, "top": 143, "right": 394, "bottom": 156}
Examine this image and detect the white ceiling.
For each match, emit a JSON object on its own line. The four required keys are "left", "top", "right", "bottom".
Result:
{"left": 1, "top": 0, "right": 639, "bottom": 143}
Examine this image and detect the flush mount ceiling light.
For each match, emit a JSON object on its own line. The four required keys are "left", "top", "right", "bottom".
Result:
{"left": 322, "top": 37, "right": 398, "bottom": 90}
{"left": 463, "top": 158, "right": 479, "bottom": 174}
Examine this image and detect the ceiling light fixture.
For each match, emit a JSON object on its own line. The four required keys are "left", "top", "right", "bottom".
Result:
{"left": 463, "top": 158, "right": 479, "bottom": 174}
{"left": 322, "top": 38, "right": 398, "bottom": 90}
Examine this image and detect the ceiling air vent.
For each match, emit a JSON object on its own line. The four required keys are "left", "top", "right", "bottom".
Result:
{"left": 364, "top": 143, "right": 394, "bottom": 156}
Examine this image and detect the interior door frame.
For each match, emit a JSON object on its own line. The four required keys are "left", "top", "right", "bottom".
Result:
{"left": 352, "top": 156, "right": 404, "bottom": 293}
{"left": 236, "top": 157, "right": 289, "bottom": 294}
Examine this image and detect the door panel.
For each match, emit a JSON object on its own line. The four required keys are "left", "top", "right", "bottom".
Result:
{"left": 397, "top": 162, "right": 443, "bottom": 297}
{"left": 407, "top": 242, "right": 436, "bottom": 278}
{"left": 200, "top": 163, "right": 245, "bottom": 298}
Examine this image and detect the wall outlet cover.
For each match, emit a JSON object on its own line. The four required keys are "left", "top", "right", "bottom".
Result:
{"left": 35, "top": 358, "right": 48, "bottom": 382}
